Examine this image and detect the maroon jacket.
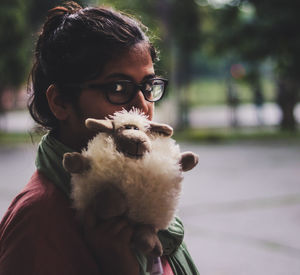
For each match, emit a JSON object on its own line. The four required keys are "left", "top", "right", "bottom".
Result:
{"left": 0, "top": 171, "right": 100, "bottom": 275}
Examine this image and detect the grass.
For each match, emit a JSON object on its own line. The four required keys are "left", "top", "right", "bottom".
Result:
{"left": 1, "top": 127, "right": 299, "bottom": 147}
{"left": 0, "top": 131, "right": 44, "bottom": 146}
{"left": 174, "top": 127, "right": 300, "bottom": 144}
{"left": 187, "top": 78, "right": 276, "bottom": 107}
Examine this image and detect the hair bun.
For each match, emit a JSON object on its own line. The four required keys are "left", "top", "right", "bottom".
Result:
{"left": 47, "top": 1, "right": 82, "bottom": 19}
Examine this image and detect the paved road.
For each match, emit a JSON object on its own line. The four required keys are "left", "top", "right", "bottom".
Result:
{"left": 179, "top": 142, "right": 300, "bottom": 275}
{"left": 0, "top": 141, "right": 300, "bottom": 274}
{"left": 0, "top": 144, "right": 37, "bottom": 216}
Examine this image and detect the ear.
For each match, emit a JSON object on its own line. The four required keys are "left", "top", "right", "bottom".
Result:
{"left": 46, "top": 84, "right": 70, "bottom": 120}
{"left": 179, "top": 151, "right": 199, "bottom": 172}
{"left": 63, "top": 152, "right": 90, "bottom": 174}
{"left": 85, "top": 118, "right": 114, "bottom": 133}
{"left": 149, "top": 122, "right": 173, "bottom": 137}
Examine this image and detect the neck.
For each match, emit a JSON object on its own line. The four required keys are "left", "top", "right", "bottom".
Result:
{"left": 52, "top": 127, "right": 87, "bottom": 152}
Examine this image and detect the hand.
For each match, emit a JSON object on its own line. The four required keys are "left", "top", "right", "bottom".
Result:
{"left": 83, "top": 213, "right": 139, "bottom": 275}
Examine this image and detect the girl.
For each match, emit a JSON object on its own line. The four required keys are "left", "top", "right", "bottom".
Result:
{"left": 0, "top": 2, "right": 199, "bottom": 274}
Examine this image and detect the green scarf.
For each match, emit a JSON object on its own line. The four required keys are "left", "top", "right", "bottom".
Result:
{"left": 36, "top": 132, "right": 74, "bottom": 196}
{"left": 36, "top": 133, "right": 199, "bottom": 275}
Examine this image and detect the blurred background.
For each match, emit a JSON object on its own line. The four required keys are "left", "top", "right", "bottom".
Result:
{"left": 0, "top": 0, "right": 300, "bottom": 274}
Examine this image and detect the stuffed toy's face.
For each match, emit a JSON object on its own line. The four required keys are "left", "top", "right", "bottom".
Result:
{"left": 63, "top": 110, "right": 198, "bottom": 175}
{"left": 114, "top": 124, "right": 151, "bottom": 158}
{"left": 85, "top": 116, "right": 173, "bottom": 159}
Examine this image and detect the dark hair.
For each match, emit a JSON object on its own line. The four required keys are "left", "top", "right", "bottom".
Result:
{"left": 28, "top": 1, "right": 157, "bottom": 130}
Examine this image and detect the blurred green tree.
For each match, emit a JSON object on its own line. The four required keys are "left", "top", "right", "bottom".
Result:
{"left": 250, "top": 0, "right": 300, "bottom": 130}
{"left": 0, "top": 0, "right": 30, "bottom": 112}
{"left": 166, "top": 0, "right": 202, "bottom": 129}
{"left": 0, "top": 0, "right": 87, "bottom": 113}
{"left": 210, "top": 0, "right": 300, "bottom": 130}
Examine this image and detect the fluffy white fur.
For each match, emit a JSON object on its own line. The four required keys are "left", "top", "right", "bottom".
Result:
{"left": 70, "top": 109, "right": 184, "bottom": 229}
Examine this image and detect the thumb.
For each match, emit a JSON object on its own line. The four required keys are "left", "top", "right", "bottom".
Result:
{"left": 83, "top": 210, "right": 97, "bottom": 229}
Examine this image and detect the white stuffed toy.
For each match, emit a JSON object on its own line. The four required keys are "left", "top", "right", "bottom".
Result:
{"left": 63, "top": 109, "right": 198, "bottom": 258}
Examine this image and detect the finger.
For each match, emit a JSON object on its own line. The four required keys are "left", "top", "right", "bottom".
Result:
{"left": 118, "top": 222, "right": 134, "bottom": 243}
{"left": 84, "top": 211, "right": 97, "bottom": 229}
{"left": 89, "top": 217, "right": 128, "bottom": 235}
{"left": 109, "top": 218, "right": 131, "bottom": 235}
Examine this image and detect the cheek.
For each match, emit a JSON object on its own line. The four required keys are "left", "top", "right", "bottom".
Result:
{"left": 78, "top": 91, "right": 109, "bottom": 119}
{"left": 78, "top": 91, "right": 155, "bottom": 120}
{"left": 147, "top": 103, "right": 154, "bottom": 120}
{"left": 139, "top": 102, "right": 154, "bottom": 121}
{"left": 78, "top": 91, "right": 128, "bottom": 119}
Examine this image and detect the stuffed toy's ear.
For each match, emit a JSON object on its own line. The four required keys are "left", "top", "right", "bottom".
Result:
{"left": 85, "top": 118, "right": 114, "bottom": 133}
{"left": 179, "top": 151, "right": 199, "bottom": 172}
{"left": 149, "top": 122, "right": 173, "bottom": 137}
{"left": 63, "top": 152, "right": 90, "bottom": 174}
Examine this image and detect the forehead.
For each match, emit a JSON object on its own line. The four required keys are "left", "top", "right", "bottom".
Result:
{"left": 98, "top": 43, "right": 154, "bottom": 82}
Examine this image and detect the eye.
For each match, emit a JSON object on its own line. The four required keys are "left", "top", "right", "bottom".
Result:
{"left": 124, "top": 125, "right": 139, "bottom": 130}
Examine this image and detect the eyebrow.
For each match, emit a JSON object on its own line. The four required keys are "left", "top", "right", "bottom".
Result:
{"left": 104, "top": 73, "right": 156, "bottom": 82}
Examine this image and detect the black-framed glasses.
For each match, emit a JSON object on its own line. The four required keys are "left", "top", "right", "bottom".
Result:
{"left": 78, "top": 78, "right": 168, "bottom": 105}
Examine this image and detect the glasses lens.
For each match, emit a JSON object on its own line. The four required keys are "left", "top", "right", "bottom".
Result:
{"left": 143, "top": 79, "right": 164, "bottom": 102}
{"left": 107, "top": 82, "right": 134, "bottom": 104}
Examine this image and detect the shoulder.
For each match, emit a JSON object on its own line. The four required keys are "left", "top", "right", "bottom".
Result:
{"left": 0, "top": 170, "right": 76, "bottom": 234}
{"left": 0, "top": 171, "right": 75, "bottom": 242}
{"left": 0, "top": 171, "right": 98, "bottom": 275}
{"left": 2, "top": 171, "right": 71, "bottom": 224}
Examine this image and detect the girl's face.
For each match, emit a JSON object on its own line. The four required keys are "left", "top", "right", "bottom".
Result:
{"left": 79, "top": 43, "right": 155, "bottom": 121}
{"left": 62, "top": 43, "right": 155, "bottom": 150}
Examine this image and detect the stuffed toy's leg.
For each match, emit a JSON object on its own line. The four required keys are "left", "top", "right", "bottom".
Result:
{"left": 132, "top": 225, "right": 163, "bottom": 257}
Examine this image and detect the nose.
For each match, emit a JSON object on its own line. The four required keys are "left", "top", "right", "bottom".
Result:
{"left": 127, "top": 89, "right": 152, "bottom": 115}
